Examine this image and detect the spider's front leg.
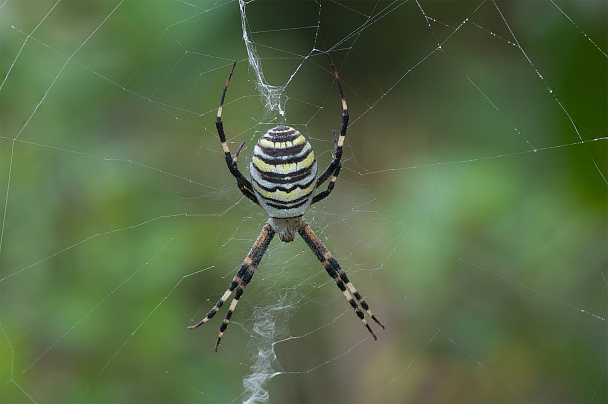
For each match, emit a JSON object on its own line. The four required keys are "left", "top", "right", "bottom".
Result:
{"left": 311, "top": 130, "right": 342, "bottom": 205}
{"left": 312, "top": 53, "right": 349, "bottom": 205}
{"left": 297, "top": 219, "right": 384, "bottom": 339}
{"left": 214, "top": 61, "right": 260, "bottom": 207}
{"left": 189, "top": 222, "right": 275, "bottom": 351}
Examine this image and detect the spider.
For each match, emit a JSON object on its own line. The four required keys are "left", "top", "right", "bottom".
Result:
{"left": 189, "top": 54, "right": 384, "bottom": 351}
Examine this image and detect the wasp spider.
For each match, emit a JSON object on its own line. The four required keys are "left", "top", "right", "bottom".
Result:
{"left": 189, "top": 54, "right": 384, "bottom": 351}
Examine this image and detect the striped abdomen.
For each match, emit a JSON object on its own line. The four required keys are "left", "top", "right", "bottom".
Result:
{"left": 250, "top": 125, "right": 317, "bottom": 218}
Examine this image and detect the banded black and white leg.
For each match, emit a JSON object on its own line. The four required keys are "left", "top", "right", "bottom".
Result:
{"left": 215, "top": 61, "right": 260, "bottom": 207}
{"left": 312, "top": 54, "right": 349, "bottom": 205}
{"left": 189, "top": 222, "right": 275, "bottom": 351}
{"left": 298, "top": 220, "right": 384, "bottom": 339}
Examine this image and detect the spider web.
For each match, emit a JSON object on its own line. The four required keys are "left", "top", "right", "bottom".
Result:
{"left": 1, "top": 1, "right": 606, "bottom": 403}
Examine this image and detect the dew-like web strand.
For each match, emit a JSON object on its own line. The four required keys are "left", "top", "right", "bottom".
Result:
{"left": 492, "top": 0, "right": 607, "bottom": 185}
{"left": 12, "top": 1, "right": 124, "bottom": 141}
{"left": 354, "top": 136, "right": 607, "bottom": 176}
{"left": 76, "top": 239, "right": 178, "bottom": 401}
{"left": 438, "top": 328, "right": 526, "bottom": 402}
{"left": 590, "top": 375, "right": 605, "bottom": 403}
{"left": 0, "top": 214, "right": 190, "bottom": 283}
{"left": 466, "top": 77, "right": 536, "bottom": 151}
{"left": 421, "top": 236, "right": 606, "bottom": 322}
{"left": 0, "top": 11, "right": 231, "bottom": 268}
{"left": 350, "top": 0, "right": 486, "bottom": 127}
{"left": 0, "top": 1, "right": 124, "bottom": 262}
{"left": 163, "top": 369, "right": 215, "bottom": 400}
{"left": 367, "top": 329, "right": 439, "bottom": 403}
{"left": 3, "top": 22, "right": 219, "bottom": 122}
{"left": 331, "top": 0, "right": 405, "bottom": 54}
{"left": 0, "top": 136, "right": 223, "bottom": 284}
{"left": 0, "top": 0, "right": 60, "bottom": 91}
{"left": 125, "top": 0, "right": 234, "bottom": 87}
{"left": 22, "top": 239, "right": 176, "bottom": 376}
{"left": 550, "top": 0, "right": 607, "bottom": 58}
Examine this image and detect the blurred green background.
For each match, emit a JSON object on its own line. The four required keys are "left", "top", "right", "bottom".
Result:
{"left": 1, "top": 1, "right": 606, "bottom": 403}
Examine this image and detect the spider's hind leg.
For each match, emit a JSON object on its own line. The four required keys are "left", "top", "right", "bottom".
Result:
{"left": 297, "top": 219, "right": 384, "bottom": 339}
{"left": 189, "top": 222, "right": 275, "bottom": 351}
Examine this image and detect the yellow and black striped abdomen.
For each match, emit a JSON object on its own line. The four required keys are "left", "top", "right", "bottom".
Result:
{"left": 250, "top": 125, "right": 317, "bottom": 218}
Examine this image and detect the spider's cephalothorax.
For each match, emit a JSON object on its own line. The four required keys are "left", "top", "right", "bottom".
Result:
{"left": 189, "top": 54, "right": 384, "bottom": 351}
{"left": 250, "top": 125, "right": 318, "bottom": 221}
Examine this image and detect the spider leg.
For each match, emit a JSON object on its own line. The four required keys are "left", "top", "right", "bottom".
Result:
{"left": 215, "top": 61, "right": 261, "bottom": 207}
{"left": 311, "top": 161, "right": 341, "bottom": 205}
{"left": 312, "top": 54, "right": 349, "bottom": 205}
{"left": 189, "top": 222, "right": 275, "bottom": 351}
{"left": 298, "top": 219, "right": 384, "bottom": 339}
